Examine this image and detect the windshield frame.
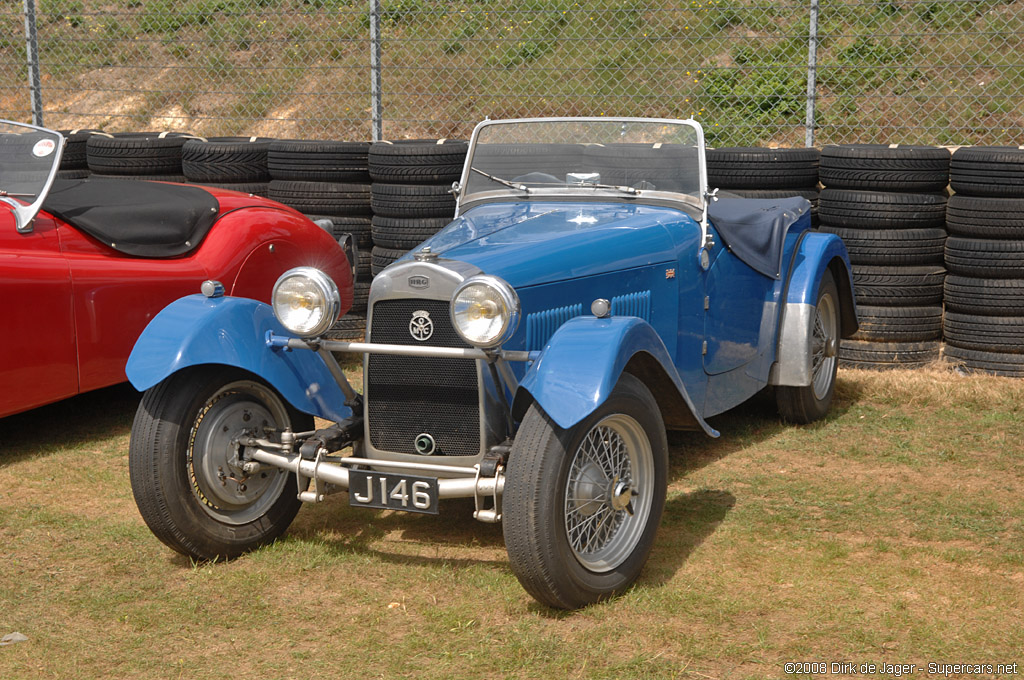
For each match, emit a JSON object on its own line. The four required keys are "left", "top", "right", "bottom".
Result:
{"left": 455, "top": 117, "right": 708, "bottom": 223}
{"left": 0, "top": 119, "right": 65, "bottom": 234}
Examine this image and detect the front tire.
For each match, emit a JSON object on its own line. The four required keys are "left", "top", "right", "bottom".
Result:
{"left": 776, "top": 270, "right": 841, "bottom": 423}
{"left": 503, "top": 373, "right": 668, "bottom": 609}
{"left": 129, "top": 366, "right": 312, "bottom": 560}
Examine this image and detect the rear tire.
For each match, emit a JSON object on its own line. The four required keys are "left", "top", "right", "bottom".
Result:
{"left": 129, "top": 366, "right": 310, "bottom": 560}
{"left": 776, "top": 271, "right": 840, "bottom": 423}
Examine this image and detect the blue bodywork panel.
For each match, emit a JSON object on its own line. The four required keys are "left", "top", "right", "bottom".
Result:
{"left": 126, "top": 295, "right": 352, "bottom": 423}
{"left": 516, "top": 315, "right": 718, "bottom": 436}
{"left": 406, "top": 199, "right": 848, "bottom": 425}
{"left": 415, "top": 201, "right": 715, "bottom": 422}
{"left": 419, "top": 201, "right": 687, "bottom": 288}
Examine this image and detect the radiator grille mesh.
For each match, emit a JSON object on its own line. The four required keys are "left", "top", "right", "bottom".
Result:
{"left": 366, "top": 298, "right": 480, "bottom": 457}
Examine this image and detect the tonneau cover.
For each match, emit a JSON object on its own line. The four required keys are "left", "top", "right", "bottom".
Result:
{"left": 42, "top": 178, "right": 220, "bottom": 257}
{"left": 707, "top": 196, "right": 810, "bottom": 279}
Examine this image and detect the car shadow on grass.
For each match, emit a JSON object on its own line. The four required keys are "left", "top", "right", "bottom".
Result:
{"left": 0, "top": 383, "right": 140, "bottom": 467}
{"left": 665, "top": 378, "right": 861, "bottom": 481}
{"left": 286, "top": 489, "right": 738, "bottom": 609}
{"left": 288, "top": 495, "right": 509, "bottom": 568}
{"left": 644, "top": 488, "right": 736, "bottom": 584}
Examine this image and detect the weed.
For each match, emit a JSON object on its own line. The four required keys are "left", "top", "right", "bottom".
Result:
{"left": 442, "top": 16, "right": 482, "bottom": 55}
{"left": 709, "top": 5, "right": 742, "bottom": 31}
{"left": 39, "top": 0, "right": 84, "bottom": 28}
{"left": 303, "top": 0, "right": 352, "bottom": 8}
{"left": 914, "top": 1, "right": 990, "bottom": 29}
{"left": 225, "top": 15, "right": 263, "bottom": 50}
{"left": 821, "top": 37, "right": 914, "bottom": 91}
{"left": 168, "top": 42, "right": 191, "bottom": 60}
{"left": 205, "top": 51, "right": 235, "bottom": 79}
{"left": 607, "top": 1, "right": 647, "bottom": 36}
{"left": 492, "top": 1, "right": 573, "bottom": 68}
{"left": 360, "top": 0, "right": 425, "bottom": 29}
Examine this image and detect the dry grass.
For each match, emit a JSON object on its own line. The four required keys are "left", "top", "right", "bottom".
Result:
{"left": 0, "top": 364, "right": 1021, "bottom": 679}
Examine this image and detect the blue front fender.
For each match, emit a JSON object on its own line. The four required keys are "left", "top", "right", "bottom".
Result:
{"left": 126, "top": 295, "right": 352, "bottom": 423}
{"left": 514, "top": 316, "right": 718, "bottom": 437}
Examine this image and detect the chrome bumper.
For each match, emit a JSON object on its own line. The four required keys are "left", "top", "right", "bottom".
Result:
{"left": 248, "top": 445, "right": 505, "bottom": 523}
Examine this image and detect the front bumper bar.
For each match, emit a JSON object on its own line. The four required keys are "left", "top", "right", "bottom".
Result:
{"left": 249, "top": 446, "right": 505, "bottom": 523}
{"left": 266, "top": 331, "right": 538, "bottom": 362}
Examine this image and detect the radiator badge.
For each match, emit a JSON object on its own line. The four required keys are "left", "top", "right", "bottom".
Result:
{"left": 409, "top": 310, "right": 434, "bottom": 341}
{"left": 408, "top": 275, "right": 430, "bottom": 290}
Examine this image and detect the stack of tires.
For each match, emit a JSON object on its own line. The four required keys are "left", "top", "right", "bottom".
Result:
{"left": 86, "top": 132, "right": 194, "bottom": 182}
{"left": 182, "top": 137, "right": 273, "bottom": 196}
{"left": 368, "top": 140, "right": 466, "bottom": 275}
{"left": 706, "top": 147, "right": 820, "bottom": 224}
{"left": 943, "top": 147, "right": 1024, "bottom": 377}
{"left": 265, "top": 140, "right": 373, "bottom": 332}
{"left": 57, "top": 129, "right": 102, "bottom": 179}
{"left": 817, "top": 145, "right": 950, "bottom": 370}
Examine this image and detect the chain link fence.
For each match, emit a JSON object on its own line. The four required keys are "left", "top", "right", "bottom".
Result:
{"left": 1, "top": 1, "right": 1022, "bottom": 145}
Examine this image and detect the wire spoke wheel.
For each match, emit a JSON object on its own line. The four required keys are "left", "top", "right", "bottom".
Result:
{"left": 503, "top": 374, "right": 667, "bottom": 609}
{"left": 776, "top": 270, "right": 842, "bottom": 424}
{"left": 564, "top": 416, "right": 654, "bottom": 572}
{"left": 811, "top": 292, "right": 838, "bottom": 401}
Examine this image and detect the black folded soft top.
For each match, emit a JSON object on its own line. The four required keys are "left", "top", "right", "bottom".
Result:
{"left": 707, "top": 196, "right": 811, "bottom": 279}
{"left": 43, "top": 178, "right": 220, "bottom": 257}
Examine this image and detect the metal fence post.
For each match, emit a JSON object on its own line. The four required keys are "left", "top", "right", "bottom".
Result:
{"left": 804, "top": 0, "right": 819, "bottom": 148}
{"left": 23, "top": 0, "right": 44, "bottom": 126}
{"left": 369, "top": 0, "right": 383, "bottom": 141}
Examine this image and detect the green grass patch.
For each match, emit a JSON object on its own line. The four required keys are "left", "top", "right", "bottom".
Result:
{"left": 1, "top": 368, "right": 1022, "bottom": 677}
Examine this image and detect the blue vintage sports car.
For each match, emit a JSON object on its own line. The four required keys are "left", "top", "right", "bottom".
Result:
{"left": 126, "top": 118, "right": 857, "bottom": 609}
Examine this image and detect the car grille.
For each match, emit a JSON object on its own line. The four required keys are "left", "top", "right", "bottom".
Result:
{"left": 366, "top": 298, "right": 480, "bottom": 457}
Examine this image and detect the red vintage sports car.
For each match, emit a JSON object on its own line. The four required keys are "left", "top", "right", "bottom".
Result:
{"left": 1, "top": 120, "right": 354, "bottom": 418}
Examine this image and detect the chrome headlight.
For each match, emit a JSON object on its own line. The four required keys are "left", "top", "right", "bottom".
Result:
{"left": 271, "top": 267, "right": 341, "bottom": 337}
{"left": 450, "top": 275, "right": 520, "bottom": 348}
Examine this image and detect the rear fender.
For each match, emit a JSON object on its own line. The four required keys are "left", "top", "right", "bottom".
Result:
{"left": 512, "top": 316, "right": 718, "bottom": 437}
{"left": 770, "top": 231, "right": 857, "bottom": 387}
{"left": 126, "top": 295, "right": 351, "bottom": 422}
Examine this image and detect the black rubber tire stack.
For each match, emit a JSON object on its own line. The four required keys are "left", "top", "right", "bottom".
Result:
{"left": 943, "top": 147, "right": 1024, "bottom": 377}
{"left": 57, "top": 129, "right": 103, "bottom": 179}
{"left": 368, "top": 140, "right": 466, "bottom": 275}
{"left": 817, "top": 144, "right": 951, "bottom": 370}
{"left": 86, "top": 132, "right": 195, "bottom": 182}
{"left": 182, "top": 137, "right": 273, "bottom": 195}
{"left": 266, "top": 139, "right": 373, "bottom": 326}
{"left": 706, "top": 147, "right": 820, "bottom": 224}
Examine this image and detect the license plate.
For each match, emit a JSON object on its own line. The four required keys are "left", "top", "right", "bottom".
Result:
{"left": 348, "top": 470, "right": 439, "bottom": 514}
